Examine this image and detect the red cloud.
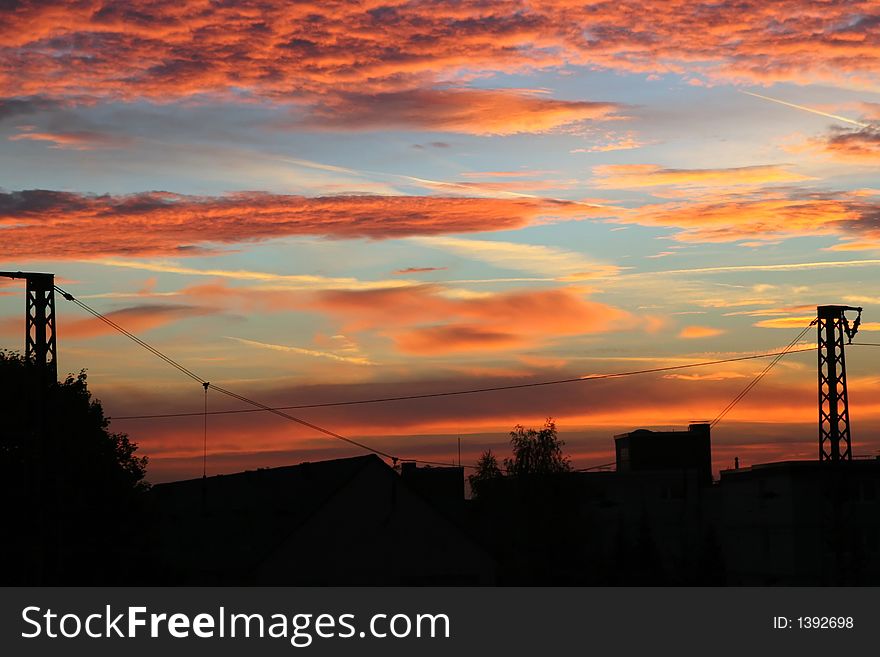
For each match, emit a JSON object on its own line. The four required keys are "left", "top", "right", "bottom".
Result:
{"left": 176, "top": 281, "right": 636, "bottom": 355}
{"left": 679, "top": 326, "right": 725, "bottom": 339}
{"left": 1, "top": 1, "right": 876, "bottom": 118}
{"left": 9, "top": 127, "right": 133, "bottom": 150}
{"left": 0, "top": 190, "right": 597, "bottom": 259}
{"left": 62, "top": 304, "right": 214, "bottom": 339}
{"left": 592, "top": 164, "right": 811, "bottom": 189}
{"left": 94, "top": 355, "right": 880, "bottom": 482}
{"left": 621, "top": 188, "right": 879, "bottom": 245}
{"left": 808, "top": 127, "right": 880, "bottom": 163}
{"left": 392, "top": 267, "right": 448, "bottom": 275}
{"left": 395, "top": 324, "right": 523, "bottom": 353}
{"left": 293, "top": 88, "right": 620, "bottom": 135}
{"left": 310, "top": 284, "right": 633, "bottom": 354}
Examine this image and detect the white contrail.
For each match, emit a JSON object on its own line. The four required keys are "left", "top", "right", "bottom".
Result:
{"left": 655, "top": 258, "right": 880, "bottom": 275}
{"left": 739, "top": 90, "right": 871, "bottom": 128}
{"left": 275, "top": 153, "right": 611, "bottom": 208}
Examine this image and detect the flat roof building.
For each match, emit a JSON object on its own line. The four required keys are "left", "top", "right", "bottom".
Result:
{"left": 615, "top": 422, "right": 712, "bottom": 485}
{"left": 718, "top": 459, "right": 880, "bottom": 585}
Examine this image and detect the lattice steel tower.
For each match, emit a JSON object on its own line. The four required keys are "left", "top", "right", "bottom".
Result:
{"left": 817, "top": 305, "right": 862, "bottom": 462}
{"left": 0, "top": 271, "right": 58, "bottom": 387}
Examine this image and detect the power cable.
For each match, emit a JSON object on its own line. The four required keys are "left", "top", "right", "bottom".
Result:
{"left": 110, "top": 347, "right": 817, "bottom": 421}
{"left": 710, "top": 321, "right": 815, "bottom": 427}
{"left": 55, "top": 286, "right": 206, "bottom": 385}
{"left": 55, "top": 286, "right": 824, "bottom": 470}
{"left": 576, "top": 461, "right": 616, "bottom": 472}
{"left": 55, "top": 286, "right": 463, "bottom": 469}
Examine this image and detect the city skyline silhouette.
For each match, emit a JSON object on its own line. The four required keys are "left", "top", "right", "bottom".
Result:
{"left": 2, "top": 0, "right": 880, "bottom": 588}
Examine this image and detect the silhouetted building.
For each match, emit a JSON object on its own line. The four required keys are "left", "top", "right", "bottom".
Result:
{"left": 718, "top": 459, "right": 880, "bottom": 585}
{"left": 400, "top": 461, "right": 465, "bottom": 518}
{"left": 467, "top": 465, "right": 715, "bottom": 585}
{"left": 147, "top": 455, "right": 496, "bottom": 585}
{"left": 135, "top": 424, "right": 880, "bottom": 586}
{"left": 615, "top": 422, "right": 712, "bottom": 485}
{"left": 579, "top": 468, "right": 716, "bottom": 584}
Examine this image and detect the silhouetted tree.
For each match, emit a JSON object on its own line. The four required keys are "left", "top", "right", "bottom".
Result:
{"left": 0, "top": 350, "right": 148, "bottom": 584}
{"left": 468, "top": 450, "right": 502, "bottom": 498}
{"left": 504, "top": 418, "right": 571, "bottom": 476}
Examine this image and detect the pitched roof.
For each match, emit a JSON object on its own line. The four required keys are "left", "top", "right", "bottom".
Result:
{"left": 147, "top": 455, "right": 382, "bottom": 579}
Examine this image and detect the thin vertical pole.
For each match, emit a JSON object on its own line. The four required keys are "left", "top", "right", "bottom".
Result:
{"left": 202, "top": 382, "right": 210, "bottom": 478}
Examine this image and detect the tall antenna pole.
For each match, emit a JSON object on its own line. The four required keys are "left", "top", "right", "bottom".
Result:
{"left": 817, "top": 305, "right": 861, "bottom": 462}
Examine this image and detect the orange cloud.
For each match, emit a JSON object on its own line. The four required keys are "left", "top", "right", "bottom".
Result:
{"left": 293, "top": 88, "right": 620, "bottom": 135}
{"left": 755, "top": 316, "right": 880, "bottom": 331}
{"left": 61, "top": 304, "right": 214, "bottom": 339}
{"left": 392, "top": 267, "right": 448, "bottom": 275}
{"left": 1, "top": 1, "right": 876, "bottom": 117}
{"left": 459, "top": 170, "right": 559, "bottom": 179}
{"left": 679, "top": 326, "right": 725, "bottom": 339}
{"left": 807, "top": 127, "right": 880, "bottom": 163}
{"left": 621, "top": 189, "right": 877, "bottom": 244}
{"left": 96, "top": 350, "right": 880, "bottom": 481}
{"left": 592, "top": 164, "right": 811, "bottom": 189}
{"left": 178, "top": 281, "right": 306, "bottom": 313}
{"left": 0, "top": 190, "right": 600, "bottom": 259}
{"left": 394, "top": 325, "right": 523, "bottom": 354}
{"left": 8, "top": 127, "right": 132, "bottom": 150}
{"left": 571, "top": 131, "right": 649, "bottom": 153}
{"left": 309, "top": 284, "right": 633, "bottom": 354}
{"left": 169, "top": 280, "right": 635, "bottom": 355}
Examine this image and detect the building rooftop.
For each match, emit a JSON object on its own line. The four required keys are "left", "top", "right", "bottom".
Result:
{"left": 720, "top": 457, "right": 880, "bottom": 478}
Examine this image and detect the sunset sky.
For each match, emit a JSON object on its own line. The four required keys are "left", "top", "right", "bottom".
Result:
{"left": 2, "top": 1, "right": 879, "bottom": 482}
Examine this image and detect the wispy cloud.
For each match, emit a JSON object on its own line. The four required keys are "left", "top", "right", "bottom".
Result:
{"left": 308, "top": 284, "right": 634, "bottom": 355}
{"left": 292, "top": 88, "right": 621, "bottom": 135}
{"left": 654, "top": 259, "right": 880, "bottom": 275}
{"left": 393, "top": 266, "right": 448, "bottom": 276}
{"left": 62, "top": 304, "right": 215, "bottom": 339}
{"left": 755, "top": 317, "right": 880, "bottom": 330}
{"left": 592, "top": 164, "right": 811, "bottom": 189}
{"left": 679, "top": 326, "right": 725, "bottom": 339}
{"left": 410, "top": 236, "right": 623, "bottom": 280}
{"left": 227, "top": 336, "right": 374, "bottom": 365}
{"left": 571, "top": 131, "right": 650, "bottom": 153}
{"left": 9, "top": 126, "right": 133, "bottom": 150}
{"left": 94, "top": 259, "right": 418, "bottom": 291}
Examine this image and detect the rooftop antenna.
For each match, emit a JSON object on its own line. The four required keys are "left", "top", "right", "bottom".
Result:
{"left": 202, "top": 381, "right": 210, "bottom": 516}
{"left": 817, "top": 305, "right": 862, "bottom": 462}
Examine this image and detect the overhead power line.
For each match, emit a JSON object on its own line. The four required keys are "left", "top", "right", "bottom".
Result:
{"left": 576, "top": 461, "right": 616, "bottom": 472}
{"left": 110, "top": 347, "right": 817, "bottom": 421}
{"left": 55, "top": 285, "right": 822, "bottom": 471}
{"left": 55, "top": 286, "right": 464, "bottom": 469}
{"left": 56, "top": 288, "right": 206, "bottom": 385}
{"left": 710, "top": 321, "right": 816, "bottom": 427}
